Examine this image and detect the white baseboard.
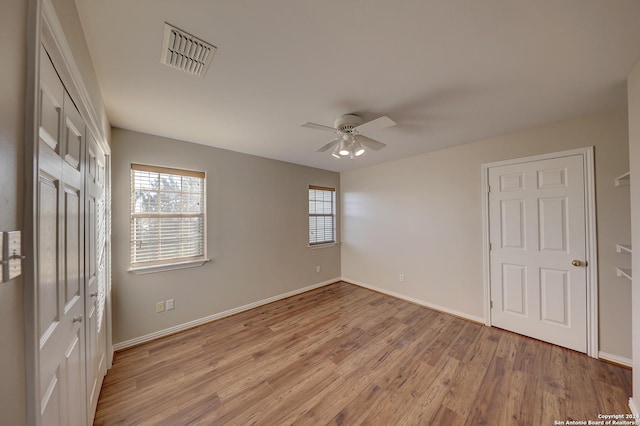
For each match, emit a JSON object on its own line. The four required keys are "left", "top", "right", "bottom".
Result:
{"left": 599, "top": 351, "right": 633, "bottom": 368}
{"left": 112, "top": 277, "right": 341, "bottom": 351}
{"left": 630, "top": 397, "right": 640, "bottom": 424}
{"left": 342, "top": 277, "right": 485, "bottom": 324}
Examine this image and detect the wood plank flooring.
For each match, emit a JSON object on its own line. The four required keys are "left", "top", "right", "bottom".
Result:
{"left": 95, "top": 282, "right": 631, "bottom": 425}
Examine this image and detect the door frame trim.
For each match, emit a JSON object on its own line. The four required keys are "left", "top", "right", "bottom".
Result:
{"left": 481, "top": 147, "right": 598, "bottom": 357}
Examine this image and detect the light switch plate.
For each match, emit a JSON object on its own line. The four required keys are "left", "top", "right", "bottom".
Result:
{"left": 3, "top": 231, "right": 22, "bottom": 282}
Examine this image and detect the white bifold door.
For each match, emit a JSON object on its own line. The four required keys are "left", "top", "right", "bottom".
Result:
{"left": 38, "top": 44, "right": 87, "bottom": 426}
{"left": 488, "top": 154, "right": 588, "bottom": 353}
{"left": 85, "top": 131, "right": 108, "bottom": 424}
{"left": 37, "top": 44, "right": 108, "bottom": 426}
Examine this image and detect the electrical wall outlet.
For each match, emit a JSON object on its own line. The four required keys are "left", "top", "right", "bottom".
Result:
{"left": 166, "top": 299, "right": 174, "bottom": 310}
{"left": 316, "top": 265, "right": 321, "bottom": 273}
{"left": 399, "top": 273, "right": 405, "bottom": 282}
{"left": 156, "top": 301, "right": 165, "bottom": 313}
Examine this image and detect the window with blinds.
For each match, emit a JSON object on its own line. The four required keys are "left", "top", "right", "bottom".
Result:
{"left": 130, "top": 163, "right": 206, "bottom": 267}
{"left": 309, "top": 186, "right": 336, "bottom": 245}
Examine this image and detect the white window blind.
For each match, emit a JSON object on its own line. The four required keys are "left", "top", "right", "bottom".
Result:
{"left": 130, "top": 163, "right": 205, "bottom": 266}
{"left": 309, "top": 185, "right": 336, "bottom": 245}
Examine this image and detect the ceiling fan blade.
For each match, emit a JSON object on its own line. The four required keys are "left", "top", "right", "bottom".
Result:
{"left": 355, "top": 116, "right": 396, "bottom": 133}
{"left": 356, "top": 135, "right": 386, "bottom": 151}
{"left": 316, "top": 138, "right": 341, "bottom": 152}
{"left": 301, "top": 122, "right": 338, "bottom": 132}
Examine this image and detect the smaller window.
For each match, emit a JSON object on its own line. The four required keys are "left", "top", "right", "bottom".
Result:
{"left": 308, "top": 185, "right": 336, "bottom": 246}
{"left": 130, "top": 163, "right": 206, "bottom": 269}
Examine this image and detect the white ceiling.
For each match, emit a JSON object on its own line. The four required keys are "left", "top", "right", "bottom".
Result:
{"left": 74, "top": 0, "right": 640, "bottom": 172}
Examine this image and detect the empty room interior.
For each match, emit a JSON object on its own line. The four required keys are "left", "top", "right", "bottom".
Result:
{"left": 4, "top": 0, "right": 640, "bottom": 424}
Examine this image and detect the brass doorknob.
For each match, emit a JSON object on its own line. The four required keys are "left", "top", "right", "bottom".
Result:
{"left": 571, "top": 259, "right": 586, "bottom": 267}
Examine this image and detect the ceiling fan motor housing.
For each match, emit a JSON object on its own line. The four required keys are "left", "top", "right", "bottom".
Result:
{"left": 334, "top": 114, "right": 363, "bottom": 133}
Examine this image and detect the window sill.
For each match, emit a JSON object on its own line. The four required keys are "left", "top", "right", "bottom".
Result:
{"left": 128, "top": 258, "right": 211, "bottom": 275}
{"left": 308, "top": 242, "right": 339, "bottom": 249}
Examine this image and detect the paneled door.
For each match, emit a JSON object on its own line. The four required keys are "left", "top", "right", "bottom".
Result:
{"left": 37, "top": 45, "right": 87, "bottom": 426}
{"left": 488, "top": 154, "right": 588, "bottom": 353}
{"left": 85, "top": 131, "right": 107, "bottom": 424}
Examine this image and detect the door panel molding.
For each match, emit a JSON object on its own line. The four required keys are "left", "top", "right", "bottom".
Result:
{"left": 481, "top": 147, "right": 598, "bottom": 357}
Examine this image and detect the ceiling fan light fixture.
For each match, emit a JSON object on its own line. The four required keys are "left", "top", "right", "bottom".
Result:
{"left": 353, "top": 139, "right": 365, "bottom": 157}
{"left": 304, "top": 114, "right": 395, "bottom": 160}
{"left": 338, "top": 137, "right": 350, "bottom": 156}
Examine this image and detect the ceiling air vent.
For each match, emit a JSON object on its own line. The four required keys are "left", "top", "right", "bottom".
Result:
{"left": 160, "top": 23, "right": 216, "bottom": 77}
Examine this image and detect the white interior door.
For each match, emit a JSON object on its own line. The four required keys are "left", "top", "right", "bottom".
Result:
{"left": 85, "top": 131, "right": 107, "bottom": 424}
{"left": 488, "top": 154, "right": 588, "bottom": 353}
{"left": 37, "top": 45, "right": 87, "bottom": 426}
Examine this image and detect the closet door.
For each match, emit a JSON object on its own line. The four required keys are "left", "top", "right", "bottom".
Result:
{"left": 85, "top": 130, "right": 107, "bottom": 424}
{"left": 37, "top": 45, "right": 87, "bottom": 426}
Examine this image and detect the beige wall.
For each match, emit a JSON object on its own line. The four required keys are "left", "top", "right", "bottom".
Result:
{"left": 0, "top": 0, "right": 27, "bottom": 424}
{"left": 111, "top": 128, "right": 341, "bottom": 344}
{"left": 628, "top": 58, "right": 640, "bottom": 409}
{"left": 341, "top": 108, "right": 631, "bottom": 360}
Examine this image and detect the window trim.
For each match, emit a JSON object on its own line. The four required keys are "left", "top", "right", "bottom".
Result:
{"left": 308, "top": 185, "right": 337, "bottom": 247}
{"left": 129, "top": 163, "right": 209, "bottom": 272}
{"left": 128, "top": 258, "right": 210, "bottom": 275}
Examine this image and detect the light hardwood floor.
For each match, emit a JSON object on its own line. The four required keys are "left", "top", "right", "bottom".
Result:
{"left": 95, "top": 282, "right": 631, "bottom": 425}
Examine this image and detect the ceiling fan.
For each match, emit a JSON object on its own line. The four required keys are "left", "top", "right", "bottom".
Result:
{"left": 301, "top": 114, "right": 396, "bottom": 159}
